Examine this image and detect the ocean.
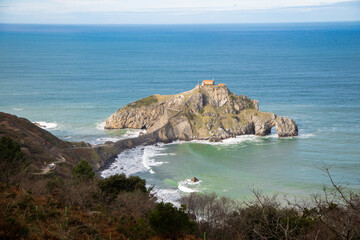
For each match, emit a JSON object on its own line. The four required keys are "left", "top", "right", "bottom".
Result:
{"left": 1, "top": 22, "right": 359, "bottom": 203}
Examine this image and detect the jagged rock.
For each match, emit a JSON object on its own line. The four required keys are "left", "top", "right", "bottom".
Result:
{"left": 186, "top": 93, "right": 204, "bottom": 114}
{"left": 191, "top": 177, "right": 199, "bottom": 182}
{"left": 275, "top": 117, "right": 298, "bottom": 137}
{"left": 105, "top": 84, "right": 298, "bottom": 141}
{"left": 209, "top": 136, "right": 222, "bottom": 142}
{"left": 253, "top": 113, "right": 276, "bottom": 136}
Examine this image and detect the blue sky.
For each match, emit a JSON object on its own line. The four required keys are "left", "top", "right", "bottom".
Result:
{"left": 0, "top": 0, "right": 359, "bottom": 24}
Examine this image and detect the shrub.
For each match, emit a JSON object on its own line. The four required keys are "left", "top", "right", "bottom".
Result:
{"left": 110, "top": 190, "right": 156, "bottom": 217}
{"left": 131, "top": 95, "right": 158, "bottom": 108}
{"left": 148, "top": 202, "right": 195, "bottom": 240}
{"left": 0, "top": 136, "right": 26, "bottom": 183}
{"left": 181, "top": 192, "right": 238, "bottom": 239}
{"left": 71, "top": 160, "right": 95, "bottom": 180}
{"left": 0, "top": 216, "right": 29, "bottom": 239}
{"left": 98, "top": 174, "right": 147, "bottom": 195}
{"left": 117, "top": 216, "right": 154, "bottom": 240}
{"left": 0, "top": 136, "right": 24, "bottom": 162}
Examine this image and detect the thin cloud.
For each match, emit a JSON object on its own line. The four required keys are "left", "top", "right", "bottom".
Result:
{"left": 4, "top": 0, "right": 360, "bottom": 14}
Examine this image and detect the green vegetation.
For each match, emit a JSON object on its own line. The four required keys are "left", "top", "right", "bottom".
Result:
{"left": 0, "top": 136, "right": 26, "bottom": 183}
{"left": 230, "top": 93, "right": 237, "bottom": 101}
{"left": 98, "top": 173, "right": 147, "bottom": 195}
{"left": 130, "top": 95, "right": 158, "bottom": 108}
{"left": 149, "top": 202, "right": 196, "bottom": 239}
{"left": 245, "top": 98, "right": 255, "bottom": 109}
{"left": 1, "top": 136, "right": 360, "bottom": 240}
{"left": 71, "top": 159, "right": 95, "bottom": 180}
{"left": 117, "top": 216, "right": 154, "bottom": 239}
{"left": 0, "top": 136, "right": 24, "bottom": 162}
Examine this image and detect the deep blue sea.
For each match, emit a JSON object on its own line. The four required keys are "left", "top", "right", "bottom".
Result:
{"left": 1, "top": 23, "right": 359, "bottom": 203}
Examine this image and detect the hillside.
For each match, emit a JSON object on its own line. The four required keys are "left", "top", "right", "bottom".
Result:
{"left": 0, "top": 112, "right": 106, "bottom": 176}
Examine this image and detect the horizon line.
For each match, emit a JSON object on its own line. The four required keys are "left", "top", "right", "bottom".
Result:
{"left": 1, "top": 20, "right": 360, "bottom": 26}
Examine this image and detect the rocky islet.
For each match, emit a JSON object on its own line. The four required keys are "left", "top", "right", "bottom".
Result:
{"left": 105, "top": 84, "right": 298, "bottom": 142}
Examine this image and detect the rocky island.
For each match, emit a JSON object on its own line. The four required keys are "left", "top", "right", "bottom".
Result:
{"left": 105, "top": 83, "right": 298, "bottom": 142}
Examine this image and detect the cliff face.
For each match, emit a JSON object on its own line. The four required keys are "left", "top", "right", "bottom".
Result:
{"left": 105, "top": 85, "right": 298, "bottom": 142}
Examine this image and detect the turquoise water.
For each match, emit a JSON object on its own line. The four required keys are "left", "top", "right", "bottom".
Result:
{"left": 1, "top": 23, "right": 359, "bottom": 202}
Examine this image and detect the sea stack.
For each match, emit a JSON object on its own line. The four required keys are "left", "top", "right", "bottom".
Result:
{"left": 191, "top": 177, "right": 199, "bottom": 183}
{"left": 105, "top": 83, "right": 298, "bottom": 142}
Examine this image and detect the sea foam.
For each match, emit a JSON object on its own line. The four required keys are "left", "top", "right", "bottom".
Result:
{"left": 96, "top": 121, "right": 105, "bottom": 130}
{"left": 142, "top": 145, "right": 168, "bottom": 174}
{"left": 101, "top": 144, "right": 168, "bottom": 177}
{"left": 151, "top": 188, "right": 183, "bottom": 206}
{"left": 33, "top": 121, "right": 58, "bottom": 129}
{"left": 178, "top": 179, "right": 202, "bottom": 193}
{"left": 95, "top": 137, "right": 122, "bottom": 144}
{"left": 167, "top": 134, "right": 261, "bottom": 146}
{"left": 101, "top": 147, "right": 145, "bottom": 178}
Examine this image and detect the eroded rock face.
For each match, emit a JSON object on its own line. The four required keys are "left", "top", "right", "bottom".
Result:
{"left": 105, "top": 85, "right": 298, "bottom": 141}
{"left": 275, "top": 117, "right": 298, "bottom": 137}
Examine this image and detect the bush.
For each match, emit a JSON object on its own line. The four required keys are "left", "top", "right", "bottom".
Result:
{"left": 148, "top": 202, "right": 195, "bottom": 240}
{"left": 110, "top": 190, "right": 156, "bottom": 217}
{"left": 0, "top": 136, "right": 24, "bottom": 162}
{"left": 181, "top": 192, "right": 237, "bottom": 239}
{"left": 131, "top": 95, "right": 158, "bottom": 108}
{"left": 117, "top": 216, "right": 154, "bottom": 240}
{"left": 71, "top": 160, "right": 95, "bottom": 180}
{"left": 0, "top": 136, "right": 26, "bottom": 183}
{"left": 98, "top": 174, "right": 147, "bottom": 195}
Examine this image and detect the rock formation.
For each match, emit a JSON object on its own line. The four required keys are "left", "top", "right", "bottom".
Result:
{"left": 105, "top": 85, "right": 298, "bottom": 142}
{"left": 191, "top": 177, "right": 199, "bottom": 183}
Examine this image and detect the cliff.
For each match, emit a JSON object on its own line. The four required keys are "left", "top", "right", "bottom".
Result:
{"left": 105, "top": 85, "right": 298, "bottom": 142}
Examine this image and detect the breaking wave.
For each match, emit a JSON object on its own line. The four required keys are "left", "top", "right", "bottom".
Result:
{"left": 178, "top": 179, "right": 202, "bottom": 193}
{"left": 96, "top": 121, "right": 105, "bottom": 130}
{"left": 33, "top": 121, "right": 58, "bottom": 129}
{"left": 101, "top": 144, "right": 168, "bottom": 177}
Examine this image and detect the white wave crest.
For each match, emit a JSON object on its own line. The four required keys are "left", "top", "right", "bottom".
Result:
{"left": 142, "top": 145, "right": 168, "bottom": 174}
{"left": 151, "top": 188, "right": 182, "bottom": 206}
{"left": 124, "top": 129, "right": 147, "bottom": 138}
{"left": 178, "top": 179, "right": 202, "bottom": 193}
{"left": 33, "top": 121, "right": 58, "bottom": 129}
{"left": 168, "top": 134, "right": 261, "bottom": 146}
{"left": 101, "top": 147, "right": 146, "bottom": 178}
{"left": 167, "top": 131, "right": 314, "bottom": 146}
{"left": 96, "top": 121, "right": 105, "bottom": 130}
{"left": 12, "top": 108, "right": 24, "bottom": 111}
{"left": 298, "top": 133, "right": 315, "bottom": 138}
{"left": 101, "top": 144, "right": 168, "bottom": 177}
{"left": 95, "top": 137, "right": 121, "bottom": 144}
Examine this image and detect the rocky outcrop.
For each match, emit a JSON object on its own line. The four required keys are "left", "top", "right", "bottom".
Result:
{"left": 191, "top": 177, "right": 199, "bottom": 182}
{"left": 105, "top": 85, "right": 298, "bottom": 142}
{"left": 275, "top": 117, "right": 299, "bottom": 137}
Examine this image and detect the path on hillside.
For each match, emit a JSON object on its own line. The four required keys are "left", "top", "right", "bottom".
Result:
{"left": 33, "top": 155, "right": 66, "bottom": 175}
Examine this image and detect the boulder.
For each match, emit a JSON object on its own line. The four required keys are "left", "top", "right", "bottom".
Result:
{"left": 275, "top": 117, "right": 298, "bottom": 137}
{"left": 191, "top": 177, "right": 199, "bottom": 182}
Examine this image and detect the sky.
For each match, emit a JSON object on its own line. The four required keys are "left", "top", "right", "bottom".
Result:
{"left": 0, "top": 0, "right": 359, "bottom": 24}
